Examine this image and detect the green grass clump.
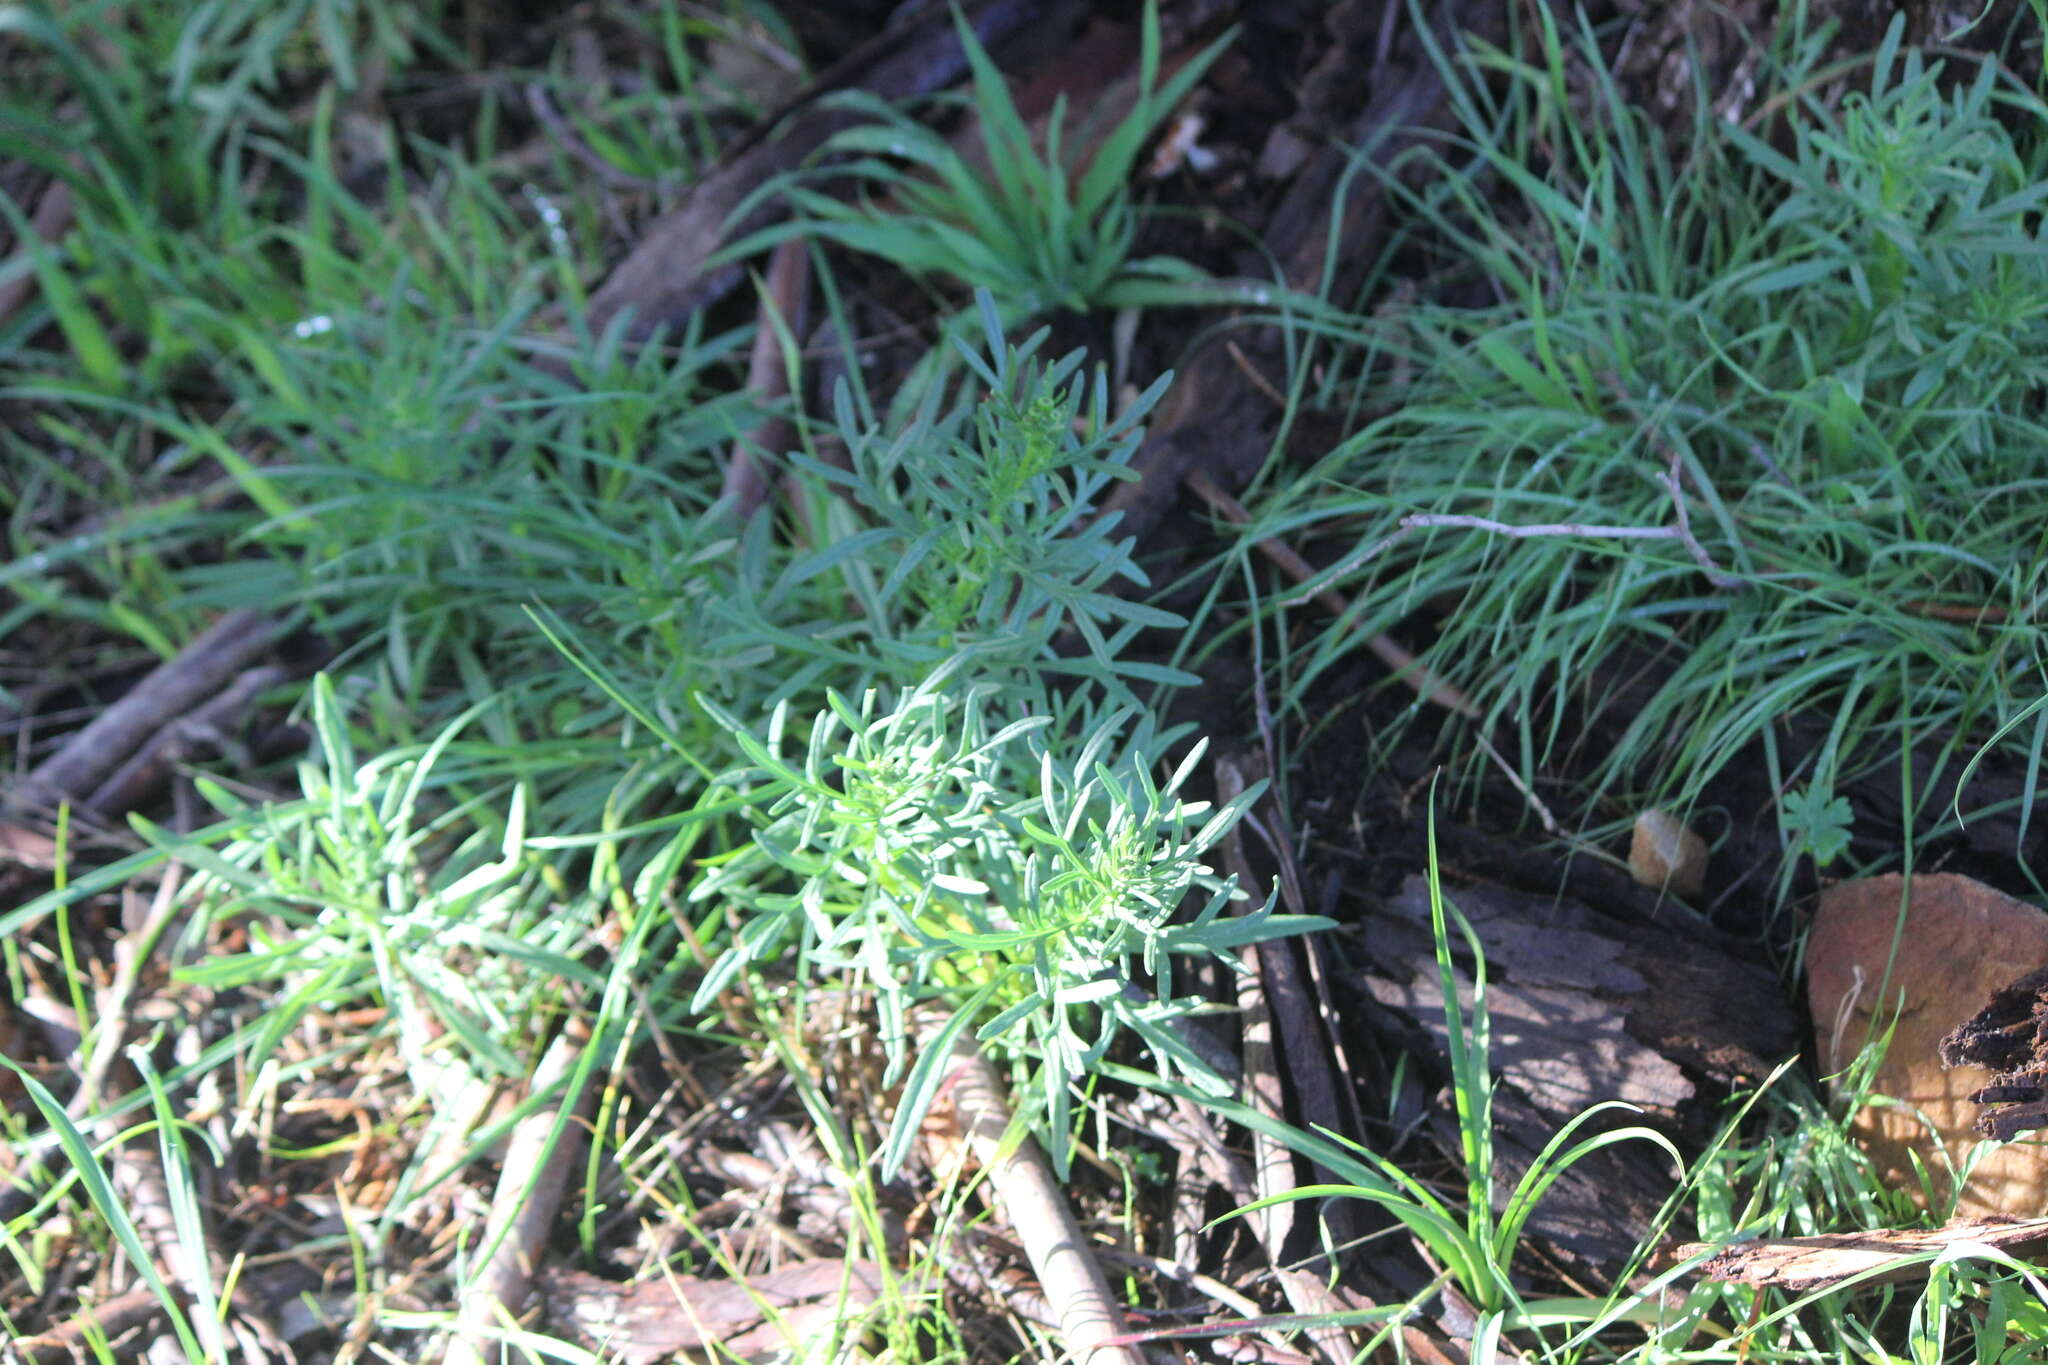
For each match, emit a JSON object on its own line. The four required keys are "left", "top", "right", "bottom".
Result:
{"left": 1222, "top": 13, "right": 2048, "bottom": 877}
{"left": 720, "top": 0, "right": 1247, "bottom": 410}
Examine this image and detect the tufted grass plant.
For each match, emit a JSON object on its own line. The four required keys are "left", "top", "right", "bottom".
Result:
{"left": 1203, "top": 10, "right": 2048, "bottom": 891}
{"left": 717, "top": 0, "right": 1251, "bottom": 413}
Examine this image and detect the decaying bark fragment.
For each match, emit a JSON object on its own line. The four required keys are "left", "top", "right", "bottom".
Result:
{"left": 1355, "top": 874, "right": 1798, "bottom": 1269}
{"left": 1672, "top": 1217, "right": 2048, "bottom": 1294}
{"left": 1941, "top": 964, "right": 2048, "bottom": 1141}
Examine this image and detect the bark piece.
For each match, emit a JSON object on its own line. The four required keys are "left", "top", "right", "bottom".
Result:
{"left": 1941, "top": 964, "right": 2048, "bottom": 1141}
{"left": 1674, "top": 1216, "right": 2048, "bottom": 1294}
{"left": 1807, "top": 873, "right": 2048, "bottom": 1215}
{"left": 1357, "top": 873, "right": 1795, "bottom": 1268}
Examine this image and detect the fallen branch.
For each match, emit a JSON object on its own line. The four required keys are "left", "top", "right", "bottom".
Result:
{"left": 524, "top": 83, "right": 665, "bottom": 190}
{"left": 84, "top": 663, "right": 289, "bottom": 817}
{"left": 539, "top": 1259, "right": 883, "bottom": 1365}
{"left": 1184, "top": 468, "right": 1478, "bottom": 719}
{"left": 719, "top": 237, "right": 812, "bottom": 522}
{"left": 10, "top": 609, "right": 282, "bottom": 819}
{"left": 1650, "top": 452, "right": 1743, "bottom": 590}
{"left": 10, "top": 1287, "right": 166, "bottom": 1363}
{"left": 1399, "top": 512, "right": 1689, "bottom": 542}
{"left": 1218, "top": 760, "right": 1357, "bottom": 1365}
{"left": 579, "top": 1, "right": 1045, "bottom": 344}
{"left": 446, "top": 1019, "right": 596, "bottom": 1365}
{"left": 936, "top": 1032, "right": 1145, "bottom": 1365}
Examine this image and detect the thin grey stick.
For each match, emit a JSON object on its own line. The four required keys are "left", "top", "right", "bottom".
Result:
{"left": 1653, "top": 451, "right": 1744, "bottom": 589}
{"left": 1304, "top": 448, "right": 1742, "bottom": 599}
{"left": 1399, "top": 513, "right": 1689, "bottom": 541}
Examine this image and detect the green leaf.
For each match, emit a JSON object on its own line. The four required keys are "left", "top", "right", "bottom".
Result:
{"left": 1782, "top": 782, "right": 1855, "bottom": 866}
{"left": 880, "top": 988, "right": 992, "bottom": 1177}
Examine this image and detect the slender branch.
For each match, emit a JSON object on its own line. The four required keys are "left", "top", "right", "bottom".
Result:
{"left": 0, "top": 177, "right": 76, "bottom": 325}
{"left": 938, "top": 1032, "right": 1146, "bottom": 1365}
{"left": 446, "top": 1019, "right": 596, "bottom": 1365}
{"left": 1652, "top": 451, "right": 1743, "bottom": 590}
{"left": 1185, "top": 469, "right": 1480, "bottom": 719}
{"left": 524, "top": 83, "right": 665, "bottom": 189}
{"left": 1191, "top": 471, "right": 1575, "bottom": 838}
{"left": 1399, "top": 513, "right": 1686, "bottom": 541}
{"left": 1317, "top": 453, "right": 1741, "bottom": 596}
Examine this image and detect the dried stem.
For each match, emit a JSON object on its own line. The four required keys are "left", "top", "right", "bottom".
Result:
{"left": 939, "top": 1034, "right": 1146, "bottom": 1365}
{"left": 445, "top": 1020, "right": 595, "bottom": 1365}
{"left": 719, "top": 237, "right": 812, "bottom": 521}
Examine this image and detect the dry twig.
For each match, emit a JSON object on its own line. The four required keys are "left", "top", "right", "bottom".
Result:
{"left": 523, "top": 83, "right": 665, "bottom": 189}
{"left": 1218, "top": 761, "right": 1358, "bottom": 1365}
{"left": 10, "top": 609, "right": 282, "bottom": 820}
{"left": 10, "top": 1288, "right": 166, "bottom": 1363}
{"left": 1306, "top": 449, "right": 1739, "bottom": 596}
{"left": 1189, "top": 470, "right": 1565, "bottom": 833}
{"left": 446, "top": 1020, "right": 596, "bottom": 1365}
{"left": 1185, "top": 469, "right": 1478, "bottom": 719}
{"left": 935, "top": 1032, "right": 1146, "bottom": 1365}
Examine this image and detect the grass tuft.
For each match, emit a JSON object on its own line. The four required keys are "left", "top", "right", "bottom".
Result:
{"left": 1215, "top": 11, "right": 2048, "bottom": 884}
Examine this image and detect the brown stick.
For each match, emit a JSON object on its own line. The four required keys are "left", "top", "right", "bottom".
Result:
{"left": 0, "top": 178, "right": 77, "bottom": 325}
{"left": 11, "top": 1287, "right": 166, "bottom": 1363}
{"left": 580, "top": 0, "right": 1049, "bottom": 345}
{"left": 719, "top": 238, "right": 812, "bottom": 521}
{"left": 1184, "top": 468, "right": 1479, "bottom": 719}
{"left": 524, "top": 83, "right": 663, "bottom": 189}
{"left": 1650, "top": 452, "right": 1743, "bottom": 590}
{"left": 446, "top": 1019, "right": 596, "bottom": 1365}
{"left": 83, "top": 664, "right": 289, "bottom": 817}
{"left": 940, "top": 1034, "right": 1146, "bottom": 1365}
{"left": 10, "top": 609, "right": 281, "bottom": 817}
{"left": 1218, "top": 760, "right": 1356, "bottom": 1365}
